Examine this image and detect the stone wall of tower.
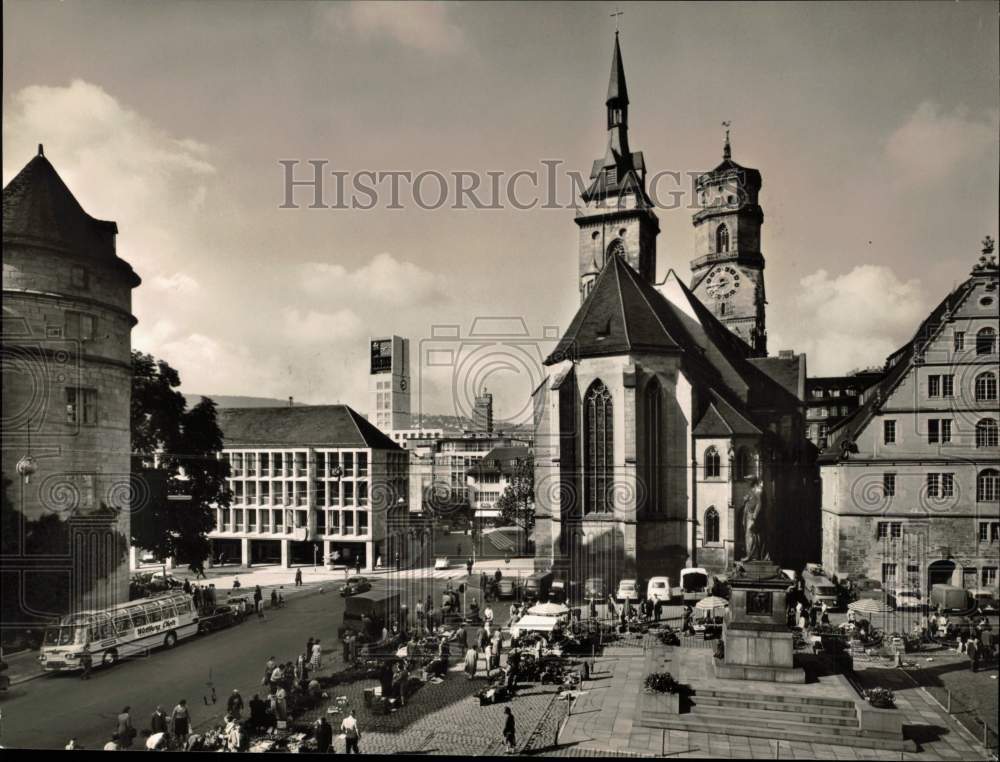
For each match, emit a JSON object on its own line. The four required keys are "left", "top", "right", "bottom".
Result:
{"left": 577, "top": 210, "right": 658, "bottom": 300}
{"left": 2, "top": 173, "right": 139, "bottom": 618}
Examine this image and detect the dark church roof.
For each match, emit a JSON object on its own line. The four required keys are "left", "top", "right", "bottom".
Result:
{"left": 3, "top": 147, "right": 118, "bottom": 256}
{"left": 218, "top": 405, "right": 400, "bottom": 450}
{"left": 693, "top": 391, "right": 762, "bottom": 437}
{"left": 545, "top": 254, "right": 685, "bottom": 363}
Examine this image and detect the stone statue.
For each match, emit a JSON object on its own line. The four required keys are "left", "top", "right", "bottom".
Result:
{"left": 741, "top": 478, "right": 770, "bottom": 562}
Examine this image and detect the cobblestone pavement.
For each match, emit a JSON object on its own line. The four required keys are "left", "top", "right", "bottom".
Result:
{"left": 292, "top": 660, "right": 561, "bottom": 755}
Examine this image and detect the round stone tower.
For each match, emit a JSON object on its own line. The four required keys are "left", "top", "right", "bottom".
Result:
{"left": 2, "top": 145, "right": 141, "bottom": 611}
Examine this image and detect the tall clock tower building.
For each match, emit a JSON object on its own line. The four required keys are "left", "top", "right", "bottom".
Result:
{"left": 689, "top": 134, "right": 767, "bottom": 356}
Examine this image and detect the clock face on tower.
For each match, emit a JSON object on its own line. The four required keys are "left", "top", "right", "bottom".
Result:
{"left": 705, "top": 265, "right": 742, "bottom": 300}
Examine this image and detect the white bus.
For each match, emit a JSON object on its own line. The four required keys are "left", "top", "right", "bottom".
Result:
{"left": 39, "top": 591, "right": 198, "bottom": 671}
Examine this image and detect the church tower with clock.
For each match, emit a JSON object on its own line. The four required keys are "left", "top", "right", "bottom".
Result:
{"left": 576, "top": 32, "right": 660, "bottom": 303}
{"left": 689, "top": 132, "right": 767, "bottom": 356}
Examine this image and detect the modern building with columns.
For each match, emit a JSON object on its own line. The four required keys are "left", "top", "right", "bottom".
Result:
{"left": 209, "top": 405, "right": 408, "bottom": 571}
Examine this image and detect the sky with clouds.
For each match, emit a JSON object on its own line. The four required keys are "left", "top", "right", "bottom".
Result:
{"left": 3, "top": 1, "right": 997, "bottom": 424}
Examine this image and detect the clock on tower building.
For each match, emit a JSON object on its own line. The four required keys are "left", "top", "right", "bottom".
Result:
{"left": 689, "top": 131, "right": 767, "bottom": 356}
{"left": 575, "top": 32, "right": 660, "bottom": 303}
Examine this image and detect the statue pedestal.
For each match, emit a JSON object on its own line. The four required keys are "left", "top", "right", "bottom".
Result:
{"left": 715, "top": 563, "right": 805, "bottom": 683}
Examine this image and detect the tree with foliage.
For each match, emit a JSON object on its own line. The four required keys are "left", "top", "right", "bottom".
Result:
{"left": 494, "top": 455, "right": 535, "bottom": 552}
{"left": 130, "top": 350, "right": 229, "bottom": 565}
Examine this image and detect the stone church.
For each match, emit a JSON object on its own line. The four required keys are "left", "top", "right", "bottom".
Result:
{"left": 533, "top": 34, "right": 817, "bottom": 587}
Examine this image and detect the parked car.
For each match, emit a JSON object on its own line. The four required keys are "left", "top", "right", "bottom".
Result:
{"left": 523, "top": 571, "right": 553, "bottom": 602}
{"left": 971, "top": 589, "right": 998, "bottom": 613}
{"left": 616, "top": 579, "right": 641, "bottom": 603}
{"left": 584, "top": 577, "right": 605, "bottom": 601}
{"left": 496, "top": 577, "right": 518, "bottom": 599}
{"left": 889, "top": 586, "right": 926, "bottom": 611}
{"left": 198, "top": 604, "right": 237, "bottom": 633}
{"left": 434, "top": 557, "right": 450, "bottom": 570}
{"left": 226, "top": 594, "right": 252, "bottom": 619}
{"left": 673, "top": 568, "right": 712, "bottom": 603}
{"left": 647, "top": 577, "right": 672, "bottom": 604}
{"left": 340, "top": 576, "right": 372, "bottom": 597}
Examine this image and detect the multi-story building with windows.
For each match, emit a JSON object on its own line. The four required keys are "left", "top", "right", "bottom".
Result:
{"left": 407, "top": 432, "right": 532, "bottom": 517}
{"left": 805, "top": 370, "right": 884, "bottom": 450}
{"left": 211, "top": 405, "right": 408, "bottom": 571}
{"left": 820, "top": 241, "right": 1000, "bottom": 597}
{"left": 466, "top": 446, "right": 530, "bottom": 528}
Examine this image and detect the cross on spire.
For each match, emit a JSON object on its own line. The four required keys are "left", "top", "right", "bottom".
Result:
{"left": 722, "top": 121, "right": 732, "bottom": 160}
{"left": 610, "top": 6, "right": 624, "bottom": 32}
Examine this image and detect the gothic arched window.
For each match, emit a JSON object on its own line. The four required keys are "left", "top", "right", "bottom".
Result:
{"left": 585, "top": 380, "right": 614, "bottom": 514}
{"left": 606, "top": 238, "right": 626, "bottom": 260}
{"left": 644, "top": 378, "right": 662, "bottom": 513}
{"left": 977, "top": 468, "right": 999, "bottom": 502}
{"left": 704, "top": 507, "right": 720, "bottom": 544}
{"left": 716, "top": 224, "right": 730, "bottom": 253}
{"left": 704, "top": 446, "right": 721, "bottom": 479}
{"left": 976, "top": 372, "right": 998, "bottom": 401}
{"left": 976, "top": 418, "right": 999, "bottom": 448}
{"left": 976, "top": 327, "right": 997, "bottom": 355}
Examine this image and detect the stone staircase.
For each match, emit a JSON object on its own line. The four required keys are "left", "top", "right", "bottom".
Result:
{"left": 640, "top": 685, "right": 913, "bottom": 751}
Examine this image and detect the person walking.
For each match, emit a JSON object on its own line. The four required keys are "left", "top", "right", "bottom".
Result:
{"left": 150, "top": 705, "right": 169, "bottom": 737}
{"left": 502, "top": 707, "right": 516, "bottom": 753}
{"left": 79, "top": 642, "right": 92, "bottom": 680}
{"left": 270, "top": 588, "right": 278, "bottom": 608}
{"left": 183, "top": 578, "right": 192, "bottom": 595}
{"left": 468, "top": 557, "right": 475, "bottom": 577}
{"left": 968, "top": 636, "right": 979, "bottom": 672}
{"left": 227, "top": 689, "right": 244, "bottom": 719}
{"left": 116, "top": 706, "right": 136, "bottom": 749}
{"left": 306, "top": 637, "right": 315, "bottom": 662}
{"left": 464, "top": 645, "right": 478, "bottom": 680}
{"left": 311, "top": 639, "right": 323, "bottom": 671}
{"left": 254, "top": 585, "right": 265, "bottom": 619}
{"left": 314, "top": 716, "right": 333, "bottom": 753}
{"left": 171, "top": 699, "right": 191, "bottom": 742}
{"left": 295, "top": 568, "right": 303, "bottom": 587}
{"left": 341, "top": 709, "right": 361, "bottom": 754}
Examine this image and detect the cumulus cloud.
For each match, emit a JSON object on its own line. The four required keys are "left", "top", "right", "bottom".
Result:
{"left": 770, "top": 265, "right": 927, "bottom": 376}
{"left": 330, "top": 1, "right": 467, "bottom": 55}
{"left": 299, "top": 252, "right": 445, "bottom": 307}
{"left": 885, "top": 102, "right": 999, "bottom": 184}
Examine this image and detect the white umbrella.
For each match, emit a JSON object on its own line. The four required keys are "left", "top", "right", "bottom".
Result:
{"left": 695, "top": 596, "right": 729, "bottom": 611}
{"left": 527, "top": 601, "right": 569, "bottom": 616}
{"left": 848, "top": 598, "right": 894, "bottom": 615}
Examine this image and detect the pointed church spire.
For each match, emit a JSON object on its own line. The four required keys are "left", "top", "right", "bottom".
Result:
{"left": 607, "top": 32, "right": 629, "bottom": 107}
{"left": 722, "top": 121, "right": 732, "bottom": 160}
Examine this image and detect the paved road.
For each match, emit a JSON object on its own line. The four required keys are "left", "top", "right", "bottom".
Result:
{"left": 0, "top": 571, "right": 509, "bottom": 750}
{"left": 0, "top": 583, "right": 351, "bottom": 750}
